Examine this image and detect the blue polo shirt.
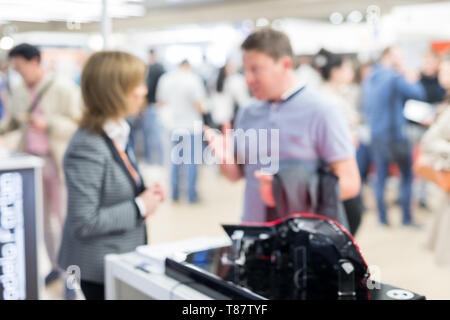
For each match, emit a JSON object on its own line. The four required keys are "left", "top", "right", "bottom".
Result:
{"left": 362, "top": 64, "right": 426, "bottom": 142}
{"left": 234, "top": 86, "right": 355, "bottom": 222}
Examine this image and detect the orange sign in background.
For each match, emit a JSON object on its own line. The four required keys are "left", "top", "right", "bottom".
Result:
{"left": 431, "top": 41, "right": 450, "bottom": 55}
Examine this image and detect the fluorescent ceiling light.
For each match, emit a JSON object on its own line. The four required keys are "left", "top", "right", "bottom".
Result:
{"left": 256, "top": 18, "right": 269, "bottom": 27}
{"left": 347, "top": 10, "right": 363, "bottom": 24}
{"left": 0, "top": 0, "right": 145, "bottom": 23}
{"left": 329, "top": 12, "right": 344, "bottom": 25}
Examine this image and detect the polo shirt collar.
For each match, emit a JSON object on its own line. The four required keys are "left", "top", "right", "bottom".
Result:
{"left": 281, "top": 82, "right": 304, "bottom": 101}
{"left": 268, "top": 82, "right": 305, "bottom": 107}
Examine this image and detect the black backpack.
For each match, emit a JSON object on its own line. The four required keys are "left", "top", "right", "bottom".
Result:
{"left": 222, "top": 213, "right": 370, "bottom": 300}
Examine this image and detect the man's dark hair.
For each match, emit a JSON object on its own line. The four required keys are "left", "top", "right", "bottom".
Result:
{"left": 241, "top": 27, "right": 293, "bottom": 61}
{"left": 180, "top": 59, "right": 190, "bottom": 67}
{"left": 8, "top": 43, "right": 41, "bottom": 62}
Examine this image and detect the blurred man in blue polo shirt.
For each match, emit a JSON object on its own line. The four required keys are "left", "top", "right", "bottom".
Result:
{"left": 204, "top": 28, "right": 360, "bottom": 224}
{"left": 362, "top": 46, "right": 426, "bottom": 227}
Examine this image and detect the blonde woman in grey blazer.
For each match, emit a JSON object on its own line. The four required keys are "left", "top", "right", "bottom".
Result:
{"left": 58, "top": 51, "right": 165, "bottom": 300}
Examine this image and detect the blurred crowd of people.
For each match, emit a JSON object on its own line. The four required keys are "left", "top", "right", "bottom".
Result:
{"left": 124, "top": 41, "right": 449, "bottom": 236}
{"left": 0, "top": 27, "right": 449, "bottom": 300}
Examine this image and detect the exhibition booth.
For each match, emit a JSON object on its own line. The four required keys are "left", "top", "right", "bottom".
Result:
{"left": 1, "top": 0, "right": 449, "bottom": 301}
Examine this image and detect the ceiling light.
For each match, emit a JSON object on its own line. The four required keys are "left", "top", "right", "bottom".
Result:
{"left": 329, "top": 12, "right": 344, "bottom": 25}
{"left": 347, "top": 10, "right": 363, "bottom": 23}
{"left": 0, "top": 0, "right": 145, "bottom": 24}
{"left": 256, "top": 18, "right": 269, "bottom": 27}
{"left": 241, "top": 19, "right": 254, "bottom": 29}
{"left": 271, "top": 19, "right": 283, "bottom": 30}
{"left": 0, "top": 36, "right": 14, "bottom": 50}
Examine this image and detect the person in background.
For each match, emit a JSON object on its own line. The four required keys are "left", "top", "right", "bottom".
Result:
{"left": 316, "top": 48, "right": 363, "bottom": 235}
{"left": 412, "top": 50, "right": 446, "bottom": 209}
{"left": 295, "top": 55, "right": 322, "bottom": 90}
{"left": 354, "top": 62, "right": 373, "bottom": 206}
{"left": 316, "top": 49, "right": 360, "bottom": 141}
{"left": 420, "top": 55, "right": 450, "bottom": 266}
{"left": 420, "top": 50, "right": 446, "bottom": 104}
{"left": 211, "top": 60, "right": 252, "bottom": 127}
{"left": 0, "top": 43, "right": 81, "bottom": 295}
{"left": 58, "top": 51, "right": 165, "bottom": 300}
{"left": 157, "top": 59, "right": 206, "bottom": 203}
{"left": 141, "top": 48, "right": 165, "bottom": 165}
{"left": 204, "top": 28, "right": 360, "bottom": 224}
{"left": 196, "top": 54, "right": 217, "bottom": 94}
{"left": 362, "top": 46, "right": 426, "bottom": 227}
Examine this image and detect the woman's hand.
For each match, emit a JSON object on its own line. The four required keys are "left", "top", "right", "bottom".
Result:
{"left": 151, "top": 183, "right": 166, "bottom": 202}
{"left": 138, "top": 183, "right": 165, "bottom": 218}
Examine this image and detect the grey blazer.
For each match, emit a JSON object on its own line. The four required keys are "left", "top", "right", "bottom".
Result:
{"left": 58, "top": 128, "right": 146, "bottom": 284}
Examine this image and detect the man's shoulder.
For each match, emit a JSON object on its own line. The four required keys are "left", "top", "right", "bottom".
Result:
{"left": 156, "top": 71, "right": 174, "bottom": 88}
{"left": 289, "top": 86, "right": 336, "bottom": 114}
{"left": 187, "top": 71, "right": 203, "bottom": 81}
{"left": 292, "top": 86, "right": 323, "bottom": 102}
{"left": 371, "top": 65, "right": 400, "bottom": 80}
{"left": 237, "top": 88, "right": 332, "bottom": 119}
{"left": 8, "top": 81, "right": 29, "bottom": 110}
{"left": 158, "top": 71, "right": 170, "bottom": 81}
{"left": 186, "top": 72, "right": 206, "bottom": 90}
{"left": 288, "top": 87, "right": 352, "bottom": 130}
{"left": 160, "top": 70, "right": 179, "bottom": 82}
{"left": 237, "top": 99, "right": 266, "bottom": 116}
{"left": 9, "top": 80, "right": 27, "bottom": 95}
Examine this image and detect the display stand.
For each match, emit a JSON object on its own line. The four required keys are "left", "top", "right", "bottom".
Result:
{"left": 0, "top": 152, "right": 45, "bottom": 300}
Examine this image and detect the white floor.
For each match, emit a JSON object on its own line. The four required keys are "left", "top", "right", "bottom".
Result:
{"left": 45, "top": 164, "right": 450, "bottom": 300}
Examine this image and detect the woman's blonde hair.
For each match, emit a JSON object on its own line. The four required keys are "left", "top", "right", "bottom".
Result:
{"left": 79, "top": 51, "right": 146, "bottom": 133}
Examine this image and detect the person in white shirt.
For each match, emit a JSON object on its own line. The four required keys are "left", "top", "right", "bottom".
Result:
{"left": 295, "top": 55, "right": 322, "bottom": 90}
{"left": 196, "top": 54, "right": 217, "bottom": 94}
{"left": 315, "top": 48, "right": 363, "bottom": 235}
{"left": 157, "top": 60, "right": 206, "bottom": 203}
{"left": 210, "top": 60, "right": 252, "bottom": 126}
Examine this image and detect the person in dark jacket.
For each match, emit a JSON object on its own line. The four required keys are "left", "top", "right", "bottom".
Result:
{"left": 420, "top": 50, "right": 446, "bottom": 104}
{"left": 411, "top": 50, "right": 446, "bottom": 209}
{"left": 130, "top": 49, "right": 165, "bottom": 165}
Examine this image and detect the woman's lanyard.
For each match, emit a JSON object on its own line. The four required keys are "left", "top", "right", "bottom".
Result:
{"left": 113, "top": 141, "right": 142, "bottom": 186}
